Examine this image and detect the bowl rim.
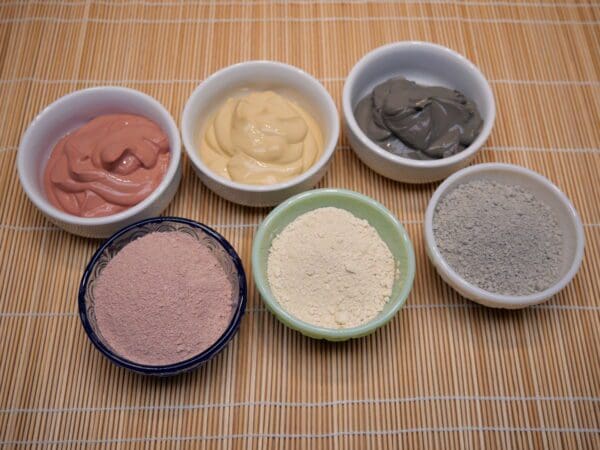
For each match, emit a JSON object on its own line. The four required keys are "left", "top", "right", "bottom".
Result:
{"left": 17, "top": 86, "right": 182, "bottom": 226}
{"left": 424, "top": 163, "right": 585, "bottom": 308}
{"left": 342, "top": 41, "right": 496, "bottom": 168}
{"left": 181, "top": 60, "right": 340, "bottom": 193}
{"left": 78, "top": 216, "right": 247, "bottom": 375}
{"left": 251, "top": 188, "right": 416, "bottom": 340}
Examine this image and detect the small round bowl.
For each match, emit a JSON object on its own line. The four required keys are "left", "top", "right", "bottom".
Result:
{"left": 252, "top": 188, "right": 416, "bottom": 341}
{"left": 343, "top": 41, "right": 496, "bottom": 184}
{"left": 17, "top": 87, "right": 182, "bottom": 238}
{"left": 78, "top": 216, "right": 247, "bottom": 376}
{"left": 181, "top": 61, "right": 340, "bottom": 207}
{"left": 424, "top": 163, "right": 585, "bottom": 309}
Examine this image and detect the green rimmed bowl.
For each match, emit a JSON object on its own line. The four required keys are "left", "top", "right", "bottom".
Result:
{"left": 251, "top": 188, "right": 416, "bottom": 341}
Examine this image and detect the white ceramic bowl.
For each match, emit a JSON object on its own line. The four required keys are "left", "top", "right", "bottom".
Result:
{"left": 181, "top": 61, "right": 340, "bottom": 207}
{"left": 343, "top": 41, "right": 496, "bottom": 184}
{"left": 17, "top": 87, "right": 182, "bottom": 238}
{"left": 424, "top": 163, "right": 585, "bottom": 309}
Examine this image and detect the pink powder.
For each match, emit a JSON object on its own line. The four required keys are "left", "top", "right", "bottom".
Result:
{"left": 94, "top": 231, "right": 235, "bottom": 366}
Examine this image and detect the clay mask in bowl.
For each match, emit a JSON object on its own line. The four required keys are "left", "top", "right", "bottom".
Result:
{"left": 424, "top": 163, "right": 585, "bottom": 308}
{"left": 79, "top": 217, "right": 247, "bottom": 376}
{"left": 18, "top": 87, "right": 182, "bottom": 238}
{"left": 181, "top": 61, "right": 340, "bottom": 206}
{"left": 252, "top": 188, "right": 416, "bottom": 341}
{"left": 343, "top": 41, "right": 495, "bottom": 183}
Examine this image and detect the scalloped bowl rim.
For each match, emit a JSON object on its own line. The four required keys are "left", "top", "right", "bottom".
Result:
{"left": 78, "top": 216, "right": 247, "bottom": 375}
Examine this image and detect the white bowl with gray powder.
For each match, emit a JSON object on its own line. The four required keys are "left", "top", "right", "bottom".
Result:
{"left": 424, "top": 163, "right": 584, "bottom": 309}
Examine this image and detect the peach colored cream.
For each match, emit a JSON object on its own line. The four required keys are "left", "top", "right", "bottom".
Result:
{"left": 43, "top": 114, "right": 170, "bottom": 218}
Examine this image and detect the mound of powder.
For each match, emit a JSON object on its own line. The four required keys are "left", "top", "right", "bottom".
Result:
{"left": 267, "top": 207, "right": 396, "bottom": 329}
{"left": 94, "top": 231, "right": 234, "bottom": 366}
{"left": 433, "top": 180, "right": 563, "bottom": 296}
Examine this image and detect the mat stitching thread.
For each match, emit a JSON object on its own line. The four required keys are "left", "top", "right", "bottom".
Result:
{"left": 3, "top": 145, "right": 599, "bottom": 156}
{"left": 2, "top": 221, "right": 599, "bottom": 232}
{"left": 2, "top": 304, "right": 600, "bottom": 318}
{"left": 1, "top": 395, "right": 599, "bottom": 416}
{"left": 1, "top": 77, "right": 599, "bottom": 86}
{"left": 1, "top": 1, "right": 598, "bottom": 8}
{"left": 2, "top": 426, "right": 600, "bottom": 446}
{"left": 0, "top": 16, "right": 598, "bottom": 25}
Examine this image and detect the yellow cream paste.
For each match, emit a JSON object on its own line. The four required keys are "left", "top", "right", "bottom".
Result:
{"left": 198, "top": 91, "right": 323, "bottom": 185}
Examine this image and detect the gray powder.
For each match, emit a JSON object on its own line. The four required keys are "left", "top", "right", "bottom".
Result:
{"left": 433, "top": 180, "right": 563, "bottom": 296}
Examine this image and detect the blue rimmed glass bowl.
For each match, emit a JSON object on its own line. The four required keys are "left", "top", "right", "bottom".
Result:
{"left": 78, "top": 216, "right": 247, "bottom": 376}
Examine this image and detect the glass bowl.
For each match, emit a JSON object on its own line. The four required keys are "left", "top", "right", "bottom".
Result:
{"left": 78, "top": 216, "right": 247, "bottom": 376}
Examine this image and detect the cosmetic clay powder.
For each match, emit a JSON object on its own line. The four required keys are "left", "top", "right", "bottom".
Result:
{"left": 94, "top": 231, "right": 235, "bottom": 366}
{"left": 267, "top": 207, "right": 396, "bottom": 329}
{"left": 433, "top": 180, "right": 563, "bottom": 296}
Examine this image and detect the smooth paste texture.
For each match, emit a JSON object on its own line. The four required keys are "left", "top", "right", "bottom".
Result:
{"left": 433, "top": 180, "right": 563, "bottom": 296}
{"left": 355, "top": 76, "right": 483, "bottom": 160}
{"left": 267, "top": 207, "right": 396, "bottom": 329}
{"left": 198, "top": 91, "right": 323, "bottom": 185}
{"left": 44, "top": 114, "right": 170, "bottom": 218}
{"left": 94, "top": 232, "right": 234, "bottom": 366}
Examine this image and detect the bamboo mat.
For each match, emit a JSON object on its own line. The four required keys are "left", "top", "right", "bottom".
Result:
{"left": 1, "top": 1, "right": 599, "bottom": 449}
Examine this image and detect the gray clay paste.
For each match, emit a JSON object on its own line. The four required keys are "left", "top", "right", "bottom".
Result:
{"left": 355, "top": 77, "right": 483, "bottom": 160}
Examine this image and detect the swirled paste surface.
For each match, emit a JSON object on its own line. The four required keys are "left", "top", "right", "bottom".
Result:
{"left": 199, "top": 91, "right": 323, "bottom": 185}
{"left": 43, "top": 114, "right": 170, "bottom": 218}
{"left": 355, "top": 77, "right": 483, "bottom": 160}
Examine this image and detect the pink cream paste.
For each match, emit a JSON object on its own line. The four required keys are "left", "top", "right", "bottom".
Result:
{"left": 43, "top": 114, "right": 170, "bottom": 218}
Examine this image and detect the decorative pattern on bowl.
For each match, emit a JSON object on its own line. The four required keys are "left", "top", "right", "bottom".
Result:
{"left": 78, "top": 217, "right": 247, "bottom": 376}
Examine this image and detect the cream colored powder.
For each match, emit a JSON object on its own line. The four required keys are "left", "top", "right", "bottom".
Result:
{"left": 267, "top": 207, "right": 396, "bottom": 329}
